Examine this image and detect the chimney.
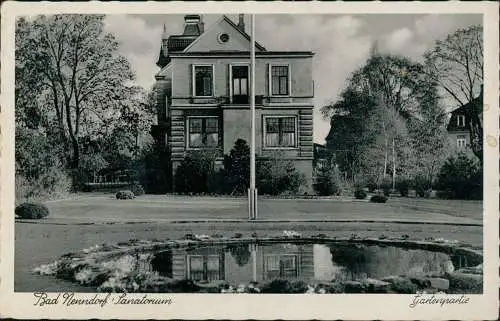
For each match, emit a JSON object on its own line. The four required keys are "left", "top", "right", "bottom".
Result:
{"left": 199, "top": 16, "right": 205, "bottom": 34}
{"left": 183, "top": 15, "right": 202, "bottom": 36}
{"left": 237, "top": 14, "right": 245, "bottom": 32}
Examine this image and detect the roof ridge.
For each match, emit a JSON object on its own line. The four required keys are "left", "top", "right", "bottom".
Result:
{"left": 221, "top": 15, "right": 267, "bottom": 51}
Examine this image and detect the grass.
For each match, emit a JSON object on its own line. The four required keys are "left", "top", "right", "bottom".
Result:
{"left": 39, "top": 194, "right": 482, "bottom": 224}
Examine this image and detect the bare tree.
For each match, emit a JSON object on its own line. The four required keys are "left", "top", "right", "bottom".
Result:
{"left": 425, "top": 25, "right": 483, "bottom": 162}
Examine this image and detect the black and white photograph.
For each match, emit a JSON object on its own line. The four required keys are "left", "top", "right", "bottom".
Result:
{"left": 1, "top": 2, "right": 498, "bottom": 320}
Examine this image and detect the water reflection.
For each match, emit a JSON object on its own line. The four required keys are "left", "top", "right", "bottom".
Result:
{"left": 148, "top": 242, "right": 471, "bottom": 284}
{"left": 329, "top": 244, "right": 454, "bottom": 281}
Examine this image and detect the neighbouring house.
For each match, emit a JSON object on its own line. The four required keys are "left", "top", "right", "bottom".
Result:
{"left": 312, "top": 143, "right": 334, "bottom": 183}
{"left": 446, "top": 87, "right": 483, "bottom": 156}
{"left": 151, "top": 14, "right": 315, "bottom": 192}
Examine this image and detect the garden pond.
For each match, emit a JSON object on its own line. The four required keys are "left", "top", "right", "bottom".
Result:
{"left": 33, "top": 236, "right": 483, "bottom": 294}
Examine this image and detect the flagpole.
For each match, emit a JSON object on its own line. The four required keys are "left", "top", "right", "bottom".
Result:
{"left": 249, "top": 14, "right": 257, "bottom": 220}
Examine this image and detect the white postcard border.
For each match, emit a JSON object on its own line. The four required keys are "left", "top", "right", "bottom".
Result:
{"left": 1, "top": 2, "right": 498, "bottom": 320}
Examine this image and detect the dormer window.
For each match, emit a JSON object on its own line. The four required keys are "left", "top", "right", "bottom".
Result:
{"left": 457, "top": 115, "right": 465, "bottom": 127}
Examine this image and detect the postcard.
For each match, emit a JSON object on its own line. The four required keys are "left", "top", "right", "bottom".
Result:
{"left": 1, "top": 1, "right": 498, "bottom": 320}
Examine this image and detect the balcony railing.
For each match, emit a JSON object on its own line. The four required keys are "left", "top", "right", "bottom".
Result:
{"left": 172, "top": 95, "right": 312, "bottom": 106}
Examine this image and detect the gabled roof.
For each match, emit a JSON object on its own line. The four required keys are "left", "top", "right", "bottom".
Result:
{"left": 157, "top": 15, "right": 267, "bottom": 68}
{"left": 221, "top": 15, "right": 266, "bottom": 51}
{"left": 182, "top": 15, "right": 266, "bottom": 53}
{"left": 446, "top": 91, "right": 483, "bottom": 132}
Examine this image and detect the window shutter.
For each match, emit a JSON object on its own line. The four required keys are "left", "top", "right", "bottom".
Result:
{"left": 190, "top": 64, "right": 194, "bottom": 97}
{"left": 228, "top": 64, "right": 232, "bottom": 102}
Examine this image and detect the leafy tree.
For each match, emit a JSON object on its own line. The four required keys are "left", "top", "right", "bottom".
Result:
{"left": 436, "top": 153, "right": 482, "bottom": 200}
{"left": 323, "top": 88, "right": 377, "bottom": 182}
{"left": 323, "top": 52, "right": 435, "bottom": 188}
{"left": 425, "top": 25, "right": 483, "bottom": 162}
{"left": 406, "top": 84, "right": 450, "bottom": 190}
{"left": 16, "top": 15, "right": 141, "bottom": 188}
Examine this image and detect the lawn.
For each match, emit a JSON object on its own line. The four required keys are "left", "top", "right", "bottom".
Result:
{"left": 14, "top": 194, "right": 483, "bottom": 292}
{"left": 39, "top": 194, "right": 482, "bottom": 225}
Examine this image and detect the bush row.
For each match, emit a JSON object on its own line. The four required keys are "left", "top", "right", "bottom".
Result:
{"left": 351, "top": 153, "right": 482, "bottom": 200}
{"left": 174, "top": 140, "right": 307, "bottom": 196}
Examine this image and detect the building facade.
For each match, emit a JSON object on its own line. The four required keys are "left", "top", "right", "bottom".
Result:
{"left": 152, "top": 15, "right": 315, "bottom": 192}
{"left": 446, "top": 88, "right": 483, "bottom": 156}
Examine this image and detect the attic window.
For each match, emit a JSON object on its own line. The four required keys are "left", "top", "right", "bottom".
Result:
{"left": 218, "top": 33, "right": 230, "bottom": 43}
{"left": 457, "top": 115, "right": 465, "bottom": 127}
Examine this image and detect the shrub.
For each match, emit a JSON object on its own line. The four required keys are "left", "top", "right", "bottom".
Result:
{"left": 289, "top": 280, "right": 309, "bottom": 293}
{"left": 15, "top": 202, "right": 49, "bottom": 219}
{"left": 354, "top": 189, "right": 367, "bottom": 200}
{"left": 370, "top": 195, "right": 387, "bottom": 203}
{"left": 15, "top": 169, "right": 71, "bottom": 204}
{"left": 166, "top": 279, "right": 201, "bottom": 293}
{"left": 366, "top": 180, "right": 378, "bottom": 193}
{"left": 446, "top": 272, "right": 482, "bottom": 294}
{"left": 207, "top": 169, "right": 226, "bottom": 195}
{"left": 257, "top": 154, "right": 307, "bottom": 196}
{"left": 314, "top": 165, "right": 341, "bottom": 196}
{"left": 395, "top": 179, "right": 410, "bottom": 197}
{"left": 436, "top": 153, "right": 482, "bottom": 200}
{"left": 379, "top": 178, "right": 392, "bottom": 197}
{"left": 116, "top": 190, "right": 135, "bottom": 200}
{"left": 382, "top": 277, "right": 417, "bottom": 294}
{"left": 261, "top": 279, "right": 291, "bottom": 293}
{"left": 412, "top": 175, "right": 430, "bottom": 197}
{"left": 322, "top": 282, "right": 345, "bottom": 293}
{"left": 130, "top": 184, "right": 145, "bottom": 196}
{"left": 174, "top": 150, "right": 218, "bottom": 194}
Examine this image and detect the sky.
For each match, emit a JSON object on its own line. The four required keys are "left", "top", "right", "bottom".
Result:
{"left": 103, "top": 14, "right": 481, "bottom": 144}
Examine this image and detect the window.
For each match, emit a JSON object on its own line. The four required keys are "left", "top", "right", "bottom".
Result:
{"left": 188, "top": 117, "right": 219, "bottom": 148}
{"left": 187, "top": 255, "right": 222, "bottom": 282}
{"left": 188, "top": 256, "right": 204, "bottom": 281}
{"left": 193, "top": 65, "right": 213, "bottom": 97}
{"left": 218, "top": 33, "right": 229, "bottom": 43}
{"left": 271, "top": 65, "right": 290, "bottom": 96}
{"left": 457, "top": 135, "right": 467, "bottom": 148}
{"left": 457, "top": 115, "right": 466, "bottom": 127}
{"left": 264, "top": 255, "right": 299, "bottom": 280}
{"left": 264, "top": 116, "right": 296, "bottom": 148}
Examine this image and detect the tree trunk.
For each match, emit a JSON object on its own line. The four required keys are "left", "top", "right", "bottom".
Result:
{"left": 392, "top": 137, "right": 396, "bottom": 190}
{"left": 383, "top": 138, "right": 388, "bottom": 178}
